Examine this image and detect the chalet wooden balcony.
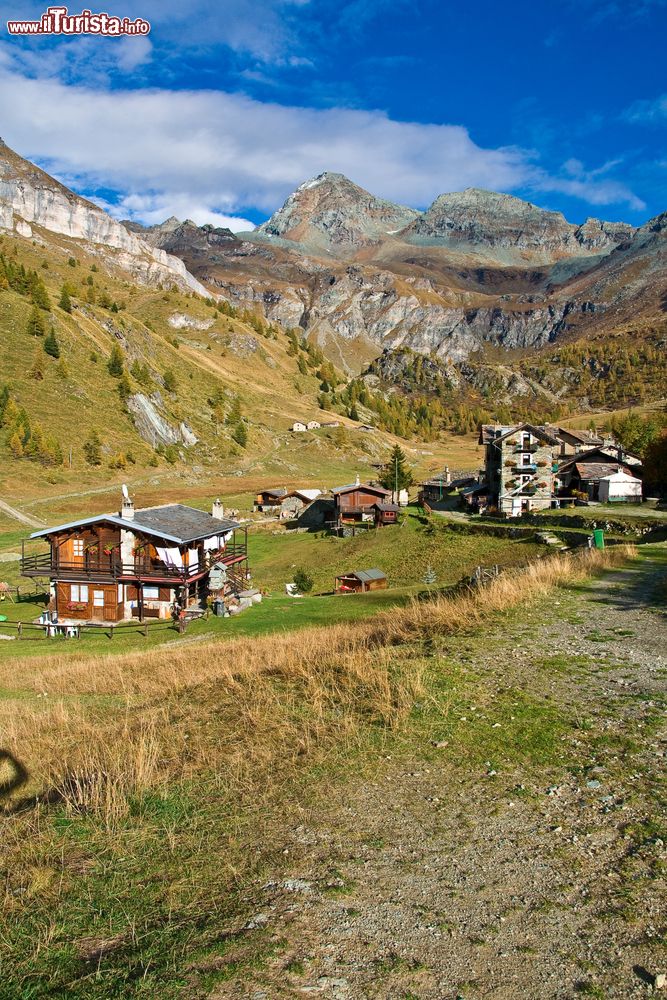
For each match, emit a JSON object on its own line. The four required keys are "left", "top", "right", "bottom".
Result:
{"left": 337, "top": 504, "right": 378, "bottom": 517}
{"left": 20, "top": 543, "right": 248, "bottom": 581}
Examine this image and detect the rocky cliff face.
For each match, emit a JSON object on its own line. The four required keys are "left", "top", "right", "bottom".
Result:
{"left": 0, "top": 139, "right": 208, "bottom": 295}
{"left": 137, "top": 173, "right": 663, "bottom": 372}
{"left": 33, "top": 168, "right": 629, "bottom": 372}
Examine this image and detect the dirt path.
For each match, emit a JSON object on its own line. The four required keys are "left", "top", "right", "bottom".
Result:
{"left": 0, "top": 499, "right": 44, "bottom": 528}
{"left": 222, "top": 550, "right": 667, "bottom": 1000}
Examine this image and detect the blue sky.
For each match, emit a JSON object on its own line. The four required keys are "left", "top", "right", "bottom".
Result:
{"left": 0, "top": 0, "right": 665, "bottom": 230}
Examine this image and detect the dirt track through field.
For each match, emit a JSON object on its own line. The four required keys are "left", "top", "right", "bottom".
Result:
{"left": 0, "top": 498, "right": 44, "bottom": 528}
{"left": 223, "top": 551, "right": 667, "bottom": 999}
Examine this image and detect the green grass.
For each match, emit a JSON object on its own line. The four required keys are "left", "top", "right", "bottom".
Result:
{"left": 251, "top": 507, "right": 542, "bottom": 594}
{"left": 0, "top": 510, "right": 541, "bottom": 660}
{"left": 0, "top": 548, "right": 662, "bottom": 998}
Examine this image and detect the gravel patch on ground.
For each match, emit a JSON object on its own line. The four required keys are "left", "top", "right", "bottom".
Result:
{"left": 217, "top": 550, "right": 667, "bottom": 999}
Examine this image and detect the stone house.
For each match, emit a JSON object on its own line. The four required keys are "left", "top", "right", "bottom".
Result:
{"left": 279, "top": 489, "right": 322, "bottom": 518}
{"left": 480, "top": 423, "right": 560, "bottom": 516}
{"left": 556, "top": 447, "right": 643, "bottom": 500}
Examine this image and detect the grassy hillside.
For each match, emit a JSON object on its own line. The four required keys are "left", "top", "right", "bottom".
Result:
{"left": 0, "top": 226, "right": 466, "bottom": 508}
{"left": 250, "top": 507, "right": 541, "bottom": 593}
{"left": 0, "top": 546, "right": 645, "bottom": 999}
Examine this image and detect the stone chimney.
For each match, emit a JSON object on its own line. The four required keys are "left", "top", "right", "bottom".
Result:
{"left": 445, "top": 465, "right": 451, "bottom": 485}
{"left": 212, "top": 498, "right": 224, "bottom": 520}
{"left": 120, "top": 486, "right": 134, "bottom": 520}
{"left": 354, "top": 473, "right": 360, "bottom": 486}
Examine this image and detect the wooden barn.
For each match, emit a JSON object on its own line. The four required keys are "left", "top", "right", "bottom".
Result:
{"left": 334, "top": 568, "right": 387, "bottom": 594}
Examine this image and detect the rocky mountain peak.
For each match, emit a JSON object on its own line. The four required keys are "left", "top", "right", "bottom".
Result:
{"left": 257, "top": 172, "right": 420, "bottom": 253}
{"left": 401, "top": 186, "right": 632, "bottom": 261}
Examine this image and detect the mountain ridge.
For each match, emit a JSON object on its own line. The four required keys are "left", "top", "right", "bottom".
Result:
{"left": 0, "top": 139, "right": 209, "bottom": 296}
{"left": 128, "top": 171, "right": 664, "bottom": 371}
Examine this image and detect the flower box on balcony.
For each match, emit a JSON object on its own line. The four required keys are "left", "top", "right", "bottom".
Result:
{"left": 66, "top": 601, "right": 88, "bottom": 612}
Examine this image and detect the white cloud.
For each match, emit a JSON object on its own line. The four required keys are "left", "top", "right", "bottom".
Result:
{"left": 0, "top": 63, "right": 644, "bottom": 226}
{"left": 623, "top": 93, "right": 667, "bottom": 124}
{"left": 111, "top": 193, "right": 255, "bottom": 231}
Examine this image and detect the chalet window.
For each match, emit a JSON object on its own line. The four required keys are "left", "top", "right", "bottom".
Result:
{"left": 522, "top": 454, "right": 532, "bottom": 466}
{"left": 71, "top": 584, "right": 88, "bottom": 602}
{"left": 143, "top": 586, "right": 160, "bottom": 600}
{"left": 522, "top": 433, "right": 531, "bottom": 447}
{"left": 73, "top": 539, "right": 84, "bottom": 557}
{"left": 93, "top": 590, "right": 104, "bottom": 608}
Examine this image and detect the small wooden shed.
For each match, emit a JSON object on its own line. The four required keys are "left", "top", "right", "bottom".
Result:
{"left": 335, "top": 568, "right": 387, "bottom": 594}
{"left": 374, "top": 502, "right": 400, "bottom": 526}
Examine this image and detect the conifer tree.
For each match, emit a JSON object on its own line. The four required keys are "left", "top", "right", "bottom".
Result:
{"left": 83, "top": 430, "right": 102, "bottom": 465}
{"left": 227, "top": 395, "right": 242, "bottom": 425}
{"left": 31, "top": 277, "right": 50, "bottom": 311}
{"left": 232, "top": 421, "right": 247, "bottom": 447}
{"left": 59, "top": 286, "right": 72, "bottom": 313}
{"left": 9, "top": 432, "right": 23, "bottom": 459}
{"left": 44, "top": 330, "right": 60, "bottom": 359}
{"left": 107, "top": 344, "right": 124, "bottom": 377}
{"left": 379, "top": 444, "right": 413, "bottom": 492}
{"left": 27, "top": 306, "right": 46, "bottom": 337}
{"left": 28, "top": 351, "right": 44, "bottom": 380}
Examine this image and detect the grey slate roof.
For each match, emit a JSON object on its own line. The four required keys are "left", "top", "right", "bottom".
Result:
{"left": 131, "top": 505, "right": 240, "bottom": 543}
{"left": 572, "top": 462, "right": 623, "bottom": 481}
{"left": 260, "top": 488, "right": 287, "bottom": 499}
{"left": 337, "top": 568, "right": 386, "bottom": 583}
{"left": 332, "top": 482, "right": 390, "bottom": 496}
{"left": 31, "top": 503, "right": 240, "bottom": 545}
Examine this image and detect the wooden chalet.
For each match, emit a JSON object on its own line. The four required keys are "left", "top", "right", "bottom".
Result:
{"left": 21, "top": 494, "right": 248, "bottom": 623}
{"left": 335, "top": 568, "right": 387, "bottom": 594}
{"left": 329, "top": 479, "right": 392, "bottom": 531}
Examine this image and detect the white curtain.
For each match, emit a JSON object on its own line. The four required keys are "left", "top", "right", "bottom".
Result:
{"left": 187, "top": 548, "right": 199, "bottom": 572}
{"left": 157, "top": 546, "right": 183, "bottom": 568}
{"left": 203, "top": 536, "right": 219, "bottom": 552}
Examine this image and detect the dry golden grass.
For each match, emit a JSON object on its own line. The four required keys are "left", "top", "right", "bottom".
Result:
{"left": 0, "top": 546, "right": 633, "bottom": 829}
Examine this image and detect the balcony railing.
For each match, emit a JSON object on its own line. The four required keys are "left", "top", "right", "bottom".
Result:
{"left": 21, "top": 545, "right": 247, "bottom": 580}
{"left": 513, "top": 462, "right": 537, "bottom": 473}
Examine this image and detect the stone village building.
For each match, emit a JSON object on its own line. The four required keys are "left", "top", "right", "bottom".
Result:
{"left": 479, "top": 423, "right": 561, "bottom": 516}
